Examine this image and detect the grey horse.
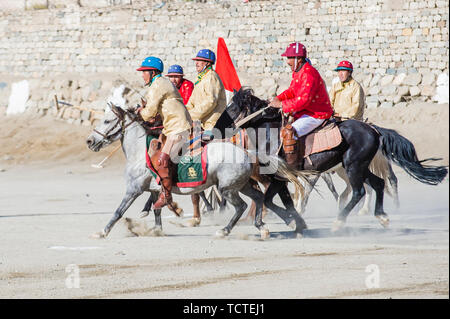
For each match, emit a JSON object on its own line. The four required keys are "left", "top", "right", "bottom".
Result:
{"left": 86, "top": 104, "right": 307, "bottom": 239}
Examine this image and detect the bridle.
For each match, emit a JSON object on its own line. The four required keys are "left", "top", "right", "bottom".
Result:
{"left": 93, "top": 103, "right": 137, "bottom": 142}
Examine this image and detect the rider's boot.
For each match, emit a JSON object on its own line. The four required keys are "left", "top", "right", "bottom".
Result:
{"left": 153, "top": 153, "right": 174, "bottom": 209}
{"left": 281, "top": 124, "right": 299, "bottom": 169}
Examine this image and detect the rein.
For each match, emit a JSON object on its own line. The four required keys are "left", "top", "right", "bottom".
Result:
{"left": 93, "top": 106, "right": 138, "bottom": 141}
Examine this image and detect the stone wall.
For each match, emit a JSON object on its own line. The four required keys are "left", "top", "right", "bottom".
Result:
{"left": 0, "top": 0, "right": 448, "bottom": 125}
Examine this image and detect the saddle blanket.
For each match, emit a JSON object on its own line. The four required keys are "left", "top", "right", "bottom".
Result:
{"left": 145, "top": 135, "right": 208, "bottom": 188}
{"left": 304, "top": 122, "right": 342, "bottom": 157}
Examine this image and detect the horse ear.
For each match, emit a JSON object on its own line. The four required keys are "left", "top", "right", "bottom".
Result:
{"left": 109, "top": 102, "right": 125, "bottom": 119}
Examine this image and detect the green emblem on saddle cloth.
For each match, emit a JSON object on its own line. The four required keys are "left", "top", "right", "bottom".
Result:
{"left": 145, "top": 135, "right": 207, "bottom": 187}
{"left": 175, "top": 152, "right": 204, "bottom": 186}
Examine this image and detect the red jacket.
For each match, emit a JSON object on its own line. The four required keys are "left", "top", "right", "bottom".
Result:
{"left": 277, "top": 63, "right": 333, "bottom": 120}
{"left": 178, "top": 79, "right": 194, "bottom": 105}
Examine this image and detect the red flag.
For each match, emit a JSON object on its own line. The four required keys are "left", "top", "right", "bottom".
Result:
{"left": 215, "top": 37, "right": 242, "bottom": 92}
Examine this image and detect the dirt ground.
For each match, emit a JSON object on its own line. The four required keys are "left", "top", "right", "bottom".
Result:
{"left": 0, "top": 102, "right": 448, "bottom": 299}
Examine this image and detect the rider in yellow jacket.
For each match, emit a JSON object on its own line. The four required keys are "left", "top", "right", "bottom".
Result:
{"left": 186, "top": 49, "right": 227, "bottom": 132}
{"left": 328, "top": 60, "right": 366, "bottom": 121}
{"left": 136, "top": 56, "right": 192, "bottom": 210}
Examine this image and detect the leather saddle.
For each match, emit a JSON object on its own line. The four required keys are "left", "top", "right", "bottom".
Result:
{"left": 281, "top": 118, "right": 343, "bottom": 169}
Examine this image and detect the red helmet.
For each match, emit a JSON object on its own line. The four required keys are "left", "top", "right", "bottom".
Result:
{"left": 281, "top": 42, "right": 307, "bottom": 58}
{"left": 334, "top": 60, "right": 353, "bottom": 72}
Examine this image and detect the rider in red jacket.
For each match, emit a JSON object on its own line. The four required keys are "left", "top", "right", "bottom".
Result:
{"left": 166, "top": 64, "right": 194, "bottom": 105}
{"left": 269, "top": 42, "right": 333, "bottom": 137}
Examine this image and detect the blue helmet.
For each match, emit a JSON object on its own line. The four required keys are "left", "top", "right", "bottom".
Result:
{"left": 192, "top": 49, "right": 216, "bottom": 64}
{"left": 136, "top": 56, "right": 164, "bottom": 72}
{"left": 166, "top": 64, "right": 184, "bottom": 76}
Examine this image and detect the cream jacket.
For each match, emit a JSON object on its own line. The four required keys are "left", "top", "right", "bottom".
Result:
{"left": 186, "top": 69, "right": 227, "bottom": 131}
{"left": 141, "top": 76, "right": 192, "bottom": 136}
{"left": 329, "top": 77, "right": 365, "bottom": 120}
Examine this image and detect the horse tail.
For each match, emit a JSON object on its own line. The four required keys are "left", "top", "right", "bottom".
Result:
{"left": 248, "top": 151, "right": 315, "bottom": 199}
{"left": 372, "top": 125, "right": 448, "bottom": 185}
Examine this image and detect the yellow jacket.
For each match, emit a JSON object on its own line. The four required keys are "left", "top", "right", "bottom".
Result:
{"left": 329, "top": 77, "right": 365, "bottom": 120}
{"left": 141, "top": 76, "right": 192, "bottom": 136}
{"left": 186, "top": 69, "right": 227, "bottom": 131}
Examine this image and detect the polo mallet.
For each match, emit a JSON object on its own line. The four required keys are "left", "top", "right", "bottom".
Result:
{"left": 91, "top": 144, "right": 121, "bottom": 168}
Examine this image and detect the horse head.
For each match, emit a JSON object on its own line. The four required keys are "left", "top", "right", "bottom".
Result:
{"left": 86, "top": 102, "right": 130, "bottom": 152}
{"left": 228, "top": 88, "right": 281, "bottom": 128}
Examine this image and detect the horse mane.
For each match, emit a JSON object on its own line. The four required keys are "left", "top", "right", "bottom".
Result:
{"left": 232, "top": 87, "right": 281, "bottom": 125}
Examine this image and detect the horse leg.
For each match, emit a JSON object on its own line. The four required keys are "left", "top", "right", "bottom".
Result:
{"left": 277, "top": 182, "right": 308, "bottom": 234}
{"left": 387, "top": 162, "right": 400, "bottom": 208}
{"left": 299, "top": 174, "right": 320, "bottom": 215}
{"left": 239, "top": 182, "right": 269, "bottom": 239}
{"left": 91, "top": 190, "right": 142, "bottom": 238}
{"left": 187, "top": 194, "right": 201, "bottom": 227}
{"left": 333, "top": 165, "right": 366, "bottom": 231}
{"left": 336, "top": 166, "right": 351, "bottom": 210}
{"left": 240, "top": 179, "right": 261, "bottom": 223}
{"left": 357, "top": 184, "right": 372, "bottom": 216}
{"left": 198, "top": 190, "right": 214, "bottom": 213}
{"left": 365, "top": 170, "right": 389, "bottom": 227}
{"left": 322, "top": 172, "right": 339, "bottom": 202}
{"left": 264, "top": 180, "right": 307, "bottom": 235}
{"left": 215, "top": 189, "right": 247, "bottom": 237}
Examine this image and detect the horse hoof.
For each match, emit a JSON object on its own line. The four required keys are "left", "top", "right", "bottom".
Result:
{"left": 260, "top": 226, "right": 270, "bottom": 240}
{"left": 175, "top": 208, "right": 184, "bottom": 218}
{"left": 331, "top": 220, "right": 345, "bottom": 232}
{"left": 150, "top": 227, "right": 164, "bottom": 237}
{"left": 215, "top": 228, "right": 229, "bottom": 238}
{"left": 376, "top": 215, "right": 390, "bottom": 228}
{"left": 287, "top": 220, "right": 296, "bottom": 230}
{"left": 357, "top": 208, "right": 370, "bottom": 216}
{"left": 187, "top": 217, "right": 201, "bottom": 227}
{"left": 295, "top": 232, "right": 304, "bottom": 239}
{"left": 140, "top": 210, "right": 150, "bottom": 218}
{"left": 90, "top": 230, "right": 106, "bottom": 239}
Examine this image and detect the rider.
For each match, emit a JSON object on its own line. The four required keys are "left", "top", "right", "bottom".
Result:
{"left": 136, "top": 56, "right": 193, "bottom": 209}
{"left": 186, "top": 49, "right": 227, "bottom": 134}
{"left": 328, "top": 60, "right": 366, "bottom": 121}
{"left": 269, "top": 42, "right": 333, "bottom": 165}
{"left": 165, "top": 64, "right": 194, "bottom": 105}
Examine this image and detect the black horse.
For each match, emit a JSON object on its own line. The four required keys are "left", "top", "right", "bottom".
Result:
{"left": 218, "top": 88, "right": 448, "bottom": 230}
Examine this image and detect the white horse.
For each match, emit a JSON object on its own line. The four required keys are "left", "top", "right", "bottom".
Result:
{"left": 86, "top": 104, "right": 307, "bottom": 239}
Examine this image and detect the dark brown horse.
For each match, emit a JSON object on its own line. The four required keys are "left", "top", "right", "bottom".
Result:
{"left": 220, "top": 88, "right": 448, "bottom": 231}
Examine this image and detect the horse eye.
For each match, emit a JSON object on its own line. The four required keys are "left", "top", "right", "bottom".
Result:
{"left": 104, "top": 120, "right": 111, "bottom": 124}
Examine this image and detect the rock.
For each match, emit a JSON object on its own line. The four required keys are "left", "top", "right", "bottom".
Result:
{"left": 395, "top": 102, "right": 408, "bottom": 108}
{"left": 380, "top": 101, "right": 393, "bottom": 108}
{"left": 261, "top": 77, "right": 276, "bottom": 88}
{"left": 421, "top": 73, "right": 435, "bottom": 86}
{"left": 381, "top": 85, "right": 397, "bottom": 96}
{"left": 420, "top": 85, "right": 435, "bottom": 97}
{"left": 91, "top": 80, "right": 102, "bottom": 91}
{"left": 362, "top": 73, "right": 372, "bottom": 88}
{"left": 366, "top": 95, "right": 380, "bottom": 108}
{"left": 368, "top": 86, "right": 380, "bottom": 95}
{"left": 369, "top": 74, "right": 381, "bottom": 87}
{"left": 433, "top": 73, "right": 449, "bottom": 104}
{"left": 409, "top": 86, "right": 421, "bottom": 97}
{"left": 81, "top": 110, "right": 91, "bottom": 121}
{"left": 380, "top": 74, "right": 394, "bottom": 86}
{"left": 404, "top": 73, "right": 422, "bottom": 86}
{"left": 397, "top": 86, "right": 410, "bottom": 96}
{"left": 393, "top": 95, "right": 403, "bottom": 104}
{"left": 393, "top": 73, "right": 407, "bottom": 86}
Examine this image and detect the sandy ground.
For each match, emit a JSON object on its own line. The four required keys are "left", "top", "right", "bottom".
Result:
{"left": 0, "top": 103, "right": 448, "bottom": 299}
